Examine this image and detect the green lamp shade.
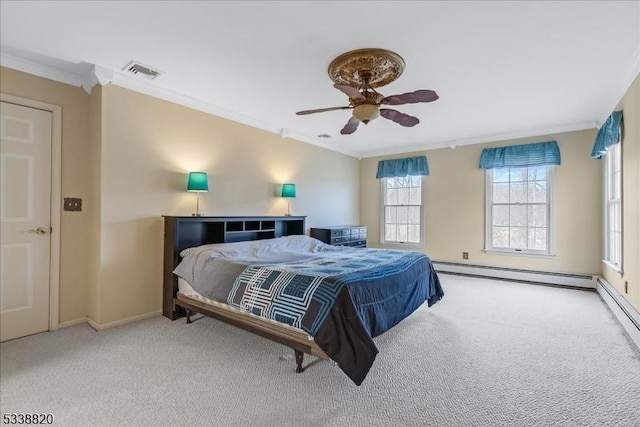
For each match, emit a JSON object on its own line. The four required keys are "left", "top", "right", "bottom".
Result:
{"left": 187, "top": 172, "right": 209, "bottom": 192}
{"left": 281, "top": 183, "right": 296, "bottom": 198}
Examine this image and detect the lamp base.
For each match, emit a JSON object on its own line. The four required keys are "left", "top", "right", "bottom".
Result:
{"left": 284, "top": 213, "right": 292, "bottom": 216}
{"left": 192, "top": 213, "right": 203, "bottom": 217}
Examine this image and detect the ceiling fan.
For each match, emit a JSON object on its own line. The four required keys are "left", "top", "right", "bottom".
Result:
{"left": 296, "top": 48, "right": 439, "bottom": 135}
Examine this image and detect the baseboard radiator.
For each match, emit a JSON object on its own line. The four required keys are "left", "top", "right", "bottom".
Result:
{"left": 595, "top": 277, "right": 640, "bottom": 350}
{"left": 431, "top": 261, "right": 639, "bottom": 350}
{"left": 431, "top": 261, "right": 595, "bottom": 289}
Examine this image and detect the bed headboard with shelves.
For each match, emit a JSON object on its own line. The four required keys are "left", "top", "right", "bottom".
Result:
{"left": 162, "top": 215, "right": 306, "bottom": 319}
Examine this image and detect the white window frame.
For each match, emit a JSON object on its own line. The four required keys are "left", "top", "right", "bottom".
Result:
{"left": 484, "top": 166, "right": 555, "bottom": 257}
{"left": 380, "top": 175, "right": 425, "bottom": 247}
{"left": 603, "top": 142, "right": 622, "bottom": 272}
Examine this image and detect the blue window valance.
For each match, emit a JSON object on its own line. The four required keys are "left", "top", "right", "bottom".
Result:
{"left": 591, "top": 111, "right": 623, "bottom": 159}
{"left": 479, "top": 140, "right": 561, "bottom": 170}
{"left": 376, "top": 155, "right": 429, "bottom": 179}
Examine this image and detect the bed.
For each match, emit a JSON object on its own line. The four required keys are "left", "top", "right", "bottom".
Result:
{"left": 163, "top": 215, "right": 444, "bottom": 385}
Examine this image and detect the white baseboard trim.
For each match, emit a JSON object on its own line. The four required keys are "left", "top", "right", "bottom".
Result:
{"left": 596, "top": 277, "right": 640, "bottom": 350}
{"left": 57, "top": 318, "right": 88, "bottom": 329}
{"left": 86, "top": 310, "right": 162, "bottom": 331}
{"left": 432, "top": 261, "right": 595, "bottom": 289}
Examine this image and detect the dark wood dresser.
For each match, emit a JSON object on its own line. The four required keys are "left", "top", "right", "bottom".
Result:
{"left": 310, "top": 226, "right": 367, "bottom": 248}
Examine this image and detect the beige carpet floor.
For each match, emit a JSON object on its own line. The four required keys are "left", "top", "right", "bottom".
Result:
{"left": 1, "top": 274, "right": 639, "bottom": 426}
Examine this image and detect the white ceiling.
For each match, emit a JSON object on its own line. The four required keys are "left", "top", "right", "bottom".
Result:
{"left": 1, "top": 1, "right": 639, "bottom": 158}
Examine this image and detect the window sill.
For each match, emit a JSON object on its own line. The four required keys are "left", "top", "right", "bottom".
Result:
{"left": 602, "top": 260, "right": 623, "bottom": 276}
{"left": 483, "top": 249, "right": 555, "bottom": 259}
{"left": 380, "top": 241, "right": 423, "bottom": 249}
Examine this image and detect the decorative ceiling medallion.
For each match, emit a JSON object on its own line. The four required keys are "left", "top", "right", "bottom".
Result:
{"left": 328, "top": 48, "right": 405, "bottom": 89}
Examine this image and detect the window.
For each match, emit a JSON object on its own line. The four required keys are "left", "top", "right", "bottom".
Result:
{"left": 485, "top": 166, "right": 554, "bottom": 255}
{"left": 381, "top": 175, "right": 423, "bottom": 245}
{"left": 604, "top": 142, "right": 622, "bottom": 269}
{"left": 590, "top": 110, "right": 622, "bottom": 270}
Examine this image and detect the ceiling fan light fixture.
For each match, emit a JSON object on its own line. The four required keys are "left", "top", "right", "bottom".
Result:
{"left": 353, "top": 103, "right": 379, "bottom": 124}
{"left": 296, "top": 48, "right": 438, "bottom": 134}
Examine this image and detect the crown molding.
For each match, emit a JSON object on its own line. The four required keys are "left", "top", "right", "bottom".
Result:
{"left": 0, "top": 53, "right": 358, "bottom": 158}
{"left": 0, "top": 52, "right": 113, "bottom": 95}
{"left": 597, "top": 51, "right": 640, "bottom": 126}
{"left": 2, "top": 47, "right": 632, "bottom": 160}
{"left": 0, "top": 52, "right": 86, "bottom": 87}
{"left": 596, "top": 2, "right": 640, "bottom": 126}
{"left": 81, "top": 65, "right": 114, "bottom": 94}
{"left": 107, "top": 71, "right": 358, "bottom": 158}
{"left": 356, "top": 120, "right": 599, "bottom": 159}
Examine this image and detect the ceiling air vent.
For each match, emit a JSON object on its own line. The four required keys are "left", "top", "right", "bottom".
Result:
{"left": 122, "top": 61, "right": 161, "bottom": 80}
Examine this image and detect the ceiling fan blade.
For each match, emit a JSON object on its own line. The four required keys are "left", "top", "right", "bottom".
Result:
{"left": 340, "top": 117, "right": 360, "bottom": 135}
{"left": 296, "top": 106, "right": 351, "bottom": 115}
{"left": 334, "top": 84, "right": 365, "bottom": 101}
{"left": 380, "top": 109, "right": 420, "bottom": 127}
{"left": 380, "top": 90, "right": 439, "bottom": 105}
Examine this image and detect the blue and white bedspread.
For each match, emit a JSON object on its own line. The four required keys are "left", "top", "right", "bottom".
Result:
{"left": 228, "top": 249, "right": 434, "bottom": 336}
{"left": 173, "top": 235, "right": 444, "bottom": 385}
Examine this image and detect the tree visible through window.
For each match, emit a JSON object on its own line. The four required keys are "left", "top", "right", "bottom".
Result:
{"left": 485, "top": 166, "right": 553, "bottom": 254}
{"left": 382, "top": 175, "right": 423, "bottom": 244}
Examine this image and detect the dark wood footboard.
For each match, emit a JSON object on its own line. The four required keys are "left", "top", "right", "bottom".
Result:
{"left": 176, "top": 293, "right": 329, "bottom": 360}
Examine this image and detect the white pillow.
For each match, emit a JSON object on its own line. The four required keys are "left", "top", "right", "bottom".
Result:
{"left": 179, "top": 247, "right": 195, "bottom": 257}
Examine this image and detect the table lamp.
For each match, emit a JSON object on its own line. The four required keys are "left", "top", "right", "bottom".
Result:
{"left": 187, "top": 172, "right": 209, "bottom": 216}
{"left": 281, "top": 183, "right": 296, "bottom": 216}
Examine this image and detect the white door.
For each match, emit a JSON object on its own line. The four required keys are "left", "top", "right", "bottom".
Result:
{"left": 0, "top": 101, "right": 52, "bottom": 342}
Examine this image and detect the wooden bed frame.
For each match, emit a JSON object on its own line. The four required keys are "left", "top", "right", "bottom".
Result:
{"left": 162, "top": 215, "right": 330, "bottom": 373}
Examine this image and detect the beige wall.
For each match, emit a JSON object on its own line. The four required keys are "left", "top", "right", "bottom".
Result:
{"left": 3, "top": 64, "right": 636, "bottom": 324}
{"left": 361, "top": 130, "right": 603, "bottom": 276}
{"left": 603, "top": 74, "right": 640, "bottom": 312}
{"left": 1, "top": 68, "right": 359, "bottom": 326}
{"left": 1, "top": 67, "right": 92, "bottom": 324}
{"left": 94, "top": 85, "right": 360, "bottom": 325}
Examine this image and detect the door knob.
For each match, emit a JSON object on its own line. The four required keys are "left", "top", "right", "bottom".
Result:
{"left": 28, "top": 227, "right": 48, "bottom": 235}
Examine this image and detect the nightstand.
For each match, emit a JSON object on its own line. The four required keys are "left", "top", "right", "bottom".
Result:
{"left": 310, "top": 226, "right": 367, "bottom": 248}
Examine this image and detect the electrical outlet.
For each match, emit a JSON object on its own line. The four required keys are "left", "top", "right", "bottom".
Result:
{"left": 462, "top": 252, "right": 469, "bottom": 260}
{"left": 64, "top": 197, "right": 82, "bottom": 212}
